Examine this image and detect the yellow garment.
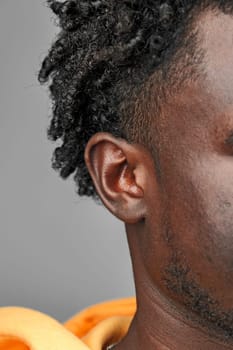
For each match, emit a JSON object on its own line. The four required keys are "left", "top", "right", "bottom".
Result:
{"left": 0, "top": 297, "right": 136, "bottom": 350}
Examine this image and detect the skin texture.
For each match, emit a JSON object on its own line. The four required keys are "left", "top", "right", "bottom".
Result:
{"left": 85, "top": 9, "right": 233, "bottom": 350}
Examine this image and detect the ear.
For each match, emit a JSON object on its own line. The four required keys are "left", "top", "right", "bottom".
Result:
{"left": 84, "top": 132, "right": 154, "bottom": 224}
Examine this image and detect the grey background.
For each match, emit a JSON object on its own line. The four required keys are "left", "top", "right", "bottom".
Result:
{"left": 0, "top": 1, "right": 134, "bottom": 322}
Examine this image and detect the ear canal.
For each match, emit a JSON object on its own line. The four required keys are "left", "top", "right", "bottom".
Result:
{"left": 119, "top": 165, "right": 144, "bottom": 198}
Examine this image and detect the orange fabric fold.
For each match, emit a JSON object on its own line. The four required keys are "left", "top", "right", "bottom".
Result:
{"left": 65, "top": 297, "right": 136, "bottom": 338}
{"left": 0, "top": 297, "right": 136, "bottom": 350}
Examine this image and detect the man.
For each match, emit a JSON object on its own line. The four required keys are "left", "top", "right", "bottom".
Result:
{"left": 1, "top": 0, "right": 233, "bottom": 349}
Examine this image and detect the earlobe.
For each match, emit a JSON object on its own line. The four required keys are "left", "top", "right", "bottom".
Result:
{"left": 84, "top": 132, "right": 148, "bottom": 224}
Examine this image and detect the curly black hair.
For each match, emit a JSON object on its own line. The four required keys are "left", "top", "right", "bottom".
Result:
{"left": 38, "top": 0, "right": 233, "bottom": 199}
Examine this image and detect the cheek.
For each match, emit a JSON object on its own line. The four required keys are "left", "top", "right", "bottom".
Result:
{"left": 163, "top": 153, "right": 233, "bottom": 293}
{"left": 190, "top": 155, "right": 233, "bottom": 271}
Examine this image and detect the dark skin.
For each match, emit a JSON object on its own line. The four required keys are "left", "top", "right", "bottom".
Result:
{"left": 85, "top": 9, "right": 233, "bottom": 350}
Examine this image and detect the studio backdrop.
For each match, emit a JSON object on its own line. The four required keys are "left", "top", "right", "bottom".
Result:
{"left": 0, "top": 1, "right": 134, "bottom": 322}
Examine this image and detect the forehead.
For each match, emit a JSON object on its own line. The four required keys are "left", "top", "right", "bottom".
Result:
{"left": 154, "top": 10, "right": 233, "bottom": 157}
{"left": 198, "top": 9, "right": 233, "bottom": 105}
{"left": 163, "top": 10, "right": 233, "bottom": 128}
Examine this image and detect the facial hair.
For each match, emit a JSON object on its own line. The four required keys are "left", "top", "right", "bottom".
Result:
{"left": 164, "top": 252, "right": 233, "bottom": 343}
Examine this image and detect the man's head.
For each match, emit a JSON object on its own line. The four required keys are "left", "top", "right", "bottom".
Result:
{"left": 40, "top": 0, "right": 233, "bottom": 345}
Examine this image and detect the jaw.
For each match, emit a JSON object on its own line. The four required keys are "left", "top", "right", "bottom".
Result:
{"left": 122, "top": 223, "right": 233, "bottom": 350}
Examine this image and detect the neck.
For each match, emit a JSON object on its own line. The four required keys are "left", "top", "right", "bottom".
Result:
{"left": 114, "top": 229, "right": 233, "bottom": 350}
{"left": 117, "top": 284, "right": 233, "bottom": 350}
